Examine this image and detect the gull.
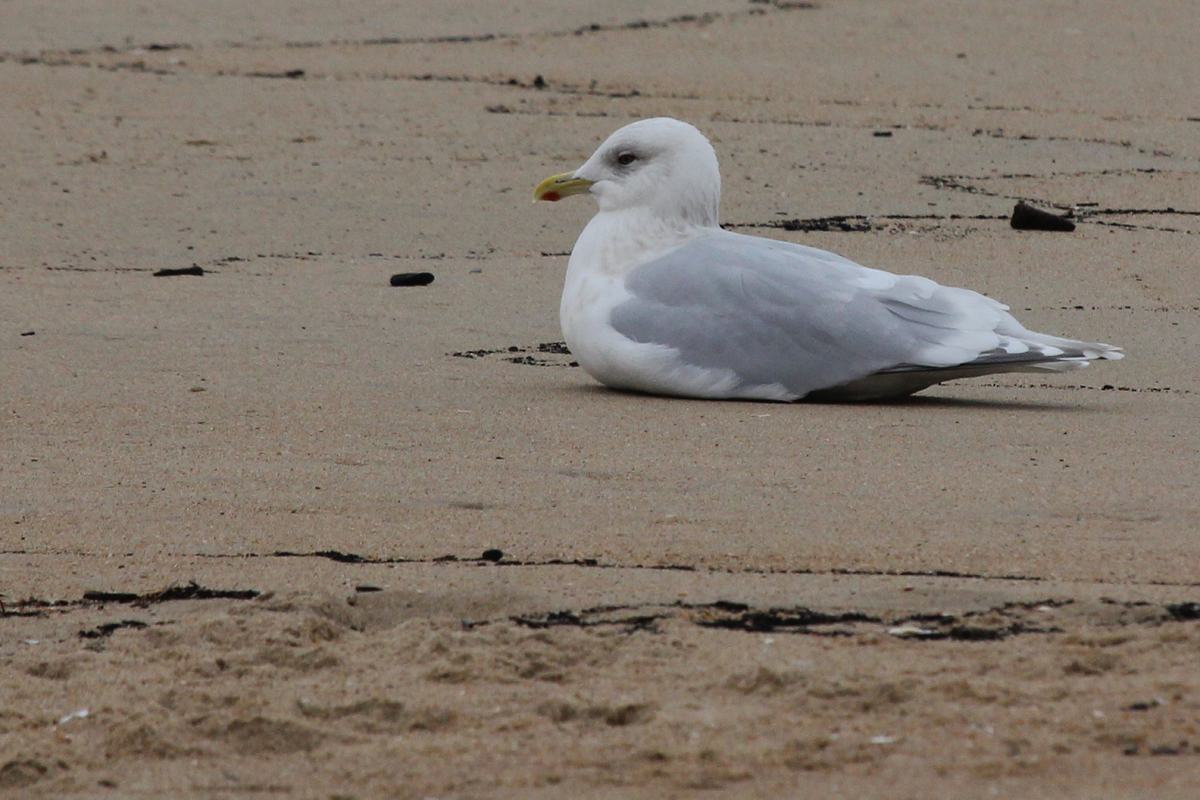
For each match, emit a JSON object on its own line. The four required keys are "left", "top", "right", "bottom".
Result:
{"left": 533, "top": 117, "right": 1122, "bottom": 401}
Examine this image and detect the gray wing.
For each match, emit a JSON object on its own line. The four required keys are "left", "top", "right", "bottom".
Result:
{"left": 610, "top": 230, "right": 1106, "bottom": 399}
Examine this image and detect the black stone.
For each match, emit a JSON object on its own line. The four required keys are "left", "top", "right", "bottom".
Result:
{"left": 481, "top": 548, "right": 504, "bottom": 562}
{"left": 153, "top": 265, "right": 204, "bottom": 277}
{"left": 390, "top": 272, "right": 435, "bottom": 287}
{"left": 1167, "top": 602, "right": 1200, "bottom": 620}
{"left": 1011, "top": 201, "right": 1076, "bottom": 232}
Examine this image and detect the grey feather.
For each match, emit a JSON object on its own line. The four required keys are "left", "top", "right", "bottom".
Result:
{"left": 610, "top": 230, "right": 1119, "bottom": 400}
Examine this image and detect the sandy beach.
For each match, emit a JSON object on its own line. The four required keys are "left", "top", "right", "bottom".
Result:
{"left": 3, "top": 1, "right": 1199, "bottom": 796}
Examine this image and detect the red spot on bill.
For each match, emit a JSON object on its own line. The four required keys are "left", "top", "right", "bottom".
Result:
{"left": 542, "top": 191, "right": 561, "bottom": 202}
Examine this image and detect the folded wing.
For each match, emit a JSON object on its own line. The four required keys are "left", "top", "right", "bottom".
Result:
{"left": 610, "top": 231, "right": 1121, "bottom": 400}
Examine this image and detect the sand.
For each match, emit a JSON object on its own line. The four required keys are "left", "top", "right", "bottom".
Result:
{"left": 2, "top": 1, "right": 1199, "bottom": 797}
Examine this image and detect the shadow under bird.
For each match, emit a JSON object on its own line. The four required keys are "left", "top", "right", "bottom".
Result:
{"left": 534, "top": 117, "right": 1122, "bottom": 402}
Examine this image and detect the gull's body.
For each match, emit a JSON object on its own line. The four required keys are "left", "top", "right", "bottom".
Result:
{"left": 535, "top": 118, "right": 1122, "bottom": 401}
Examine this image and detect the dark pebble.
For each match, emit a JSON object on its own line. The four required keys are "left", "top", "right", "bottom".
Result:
{"left": 390, "top": 272, "right": 435, "bottom": 287}
{"left": 355, "top": 585, "right": 383, "bottom": 593}
{"left": 1011, "top": 201, "right": 1076, "bottom": 232}
{"left": 20, "top": 331, "right": 35, "bottom": 336}
{"left": 481, "top": 548, "right": 504, "bottom": 562}
{"left": 873, "top": 130, "right": 893, "bottom": 137}
{"left": 153, "top": 265, "right": 205, "bottom": 277}
{"left": 1167, "top": 602, "right": 1200, "bottom": 620}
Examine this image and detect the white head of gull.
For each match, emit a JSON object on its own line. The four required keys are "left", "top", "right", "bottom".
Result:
{"left": 534, "top": 117, "right": 1122, "bottom": 401}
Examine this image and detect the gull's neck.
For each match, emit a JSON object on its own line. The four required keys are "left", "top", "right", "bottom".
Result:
{"left": 570, "top": 208, "right": 717, "bottom": 278}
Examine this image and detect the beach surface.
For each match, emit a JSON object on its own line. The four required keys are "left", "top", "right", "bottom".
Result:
{"left": 2, "top": 1, "right": 1199, "bottom": 796}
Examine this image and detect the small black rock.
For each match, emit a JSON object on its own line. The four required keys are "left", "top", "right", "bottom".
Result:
{"left": 1011, "top": 201, "right": 1076, "bottom": 232}
{"left": 20, "top": 330, "right": 35, "bottom": 336}
{"left": 390, "top": 272, "right": 435, "bottom": 287}
{"left": 481, "top": 548, "right": 504, "bottom": 562}
{"left": 355, "top": 585, "right": 383, "bottom": 593}
{"left": 154, "top": 265, "right": 205, "bottom": 277}
{"left": 1167, "top": 602, "right": 1200, "bottom": 620}
{"left": 873, "top": 130, "right": 893, "bottom": 137}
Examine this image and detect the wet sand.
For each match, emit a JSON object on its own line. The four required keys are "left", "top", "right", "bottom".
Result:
{"left": 2, "top": 1, "right": 1199, "bottom": 797}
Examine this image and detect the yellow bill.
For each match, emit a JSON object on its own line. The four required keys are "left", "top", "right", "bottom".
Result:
{"left": 533, "top": 172, "right": 595, "bottom": 202}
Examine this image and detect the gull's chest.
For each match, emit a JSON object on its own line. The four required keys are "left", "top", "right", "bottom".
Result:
{"left": 559, "top": 268, "right": 629, "bottom": 351}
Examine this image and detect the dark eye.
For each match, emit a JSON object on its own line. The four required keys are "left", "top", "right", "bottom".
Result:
{"left": 616, "top": 152, "right": 637, "bottom": 166}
